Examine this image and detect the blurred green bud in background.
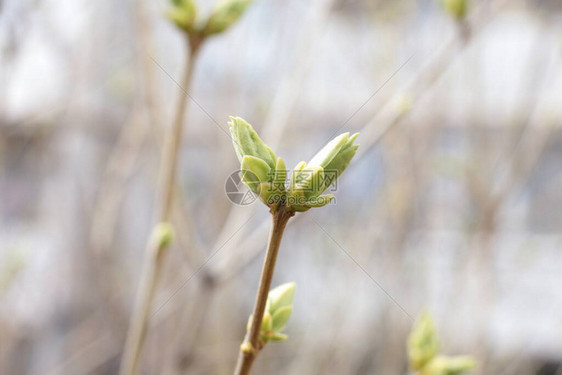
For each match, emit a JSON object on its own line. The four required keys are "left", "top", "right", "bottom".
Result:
{"left": 167, "top": 0, "right": 254, "bottom": 38}
{"left": 409, "top": 312, "right": 476, "bottom": 375}
{"left": 409, "top": 312, "right": 440, "bottom": 370}
{"left": 441, "top": 0, "right": 468, "bottom": 20}
{"left": 166, "top": 0, "right": 198, "bottom": 32}
{"left": 422, "top": 356, "right": 477, "bottom": 375}
{"left": 151, "top": 222, "right": 175, "bottom": 250}
{"left": 204, "top": 0, "right": 254, "bottom": 35}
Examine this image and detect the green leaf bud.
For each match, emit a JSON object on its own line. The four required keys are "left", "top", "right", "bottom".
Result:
{"left": 307, "top": 132, "right": 350, "bottom": 169}
{"left": 228, "top": 117, "right": 276, "bottom": 169}
{"left": 408, "top": 312, "right": 440, "bottom": 371}
{"left": 239, "top": 170, "right": 259, "bottom": 195}
{"left": 441, "top": 0, "right": 468, "bottom": 20}
{"left": 240, "top": 342, "right": 253, "bottom": 354}
{"left": 261, "top": 311, "right": 273, "bottom": 332}
{"left": 265, "top": 296, "right": 272, "bottom": 313}
{"left": 269, "top": 332, "right": 288, "bottom": 341}
{"left": 227, "top": 116, "right": 358, "bottom": 211}
{"left": 246, "top": 315, "right": 252, "bottom": 332}
{"left": 319, "top": 133, "right": 359, "bottom": 193}
{"left": 396, "top": 93, "right": 413, "bottom": 115}
{"left": 423, "top": 355, "right": 476, "bottom": 375}
{"left": 273, "top": 157, "right": 287, "bottom": 189}
{"left": 243, "top": 283, "right": 296, "bottom": 347}
{"left": 285, "top": 133, "right": 358, "bottom": 209}
{"left": 204, "top": 0, "right": 253, "bottom": 35}
{"left": 151, "top": 222, "right": 175, "bottom": 249}
{"left": 293, "top": 166, "right": 324, "bottom": 199}
{"left": 166, "top": 0, "right": 197, "bottom": 32}
{"left": 272, "top": 305, "right": 292, "bottom": 332}
{"left": 258, "top": 182, "right": 284, "bottom": 207}
{"left": 443, "top": 356, "right": 476, "bottom": 375}
{"left": 241, "top": 155, "right": 272, "bottom": 193}
{"left": 290, "top": 161, "right": 307, "bottom": 187}
{"left": 268, "top": 282, "right": 296, "bottom": 314}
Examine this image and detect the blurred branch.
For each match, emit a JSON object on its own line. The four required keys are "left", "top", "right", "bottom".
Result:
{"left": 89, "top": 109, "right": 151, "bottom": 334}
{"left": 46, "top": 313, "right": 119, "bottom": 375}
{"left": 89, "top": 0, "right": 209, "bottom": 364}
{"left": 119, "top": 35, "right": 203, "bottom": 375}
{"left": 462, "top": 22, "right": 560, "bottom": 373}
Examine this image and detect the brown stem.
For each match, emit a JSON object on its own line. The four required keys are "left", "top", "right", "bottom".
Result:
{"left": 118, "top": 37, "right": 203, "bottom": 375}
{"left": 158, "top": 38, "right": 201, "bottom": 221}
{"left": 233, "top": 207, "right": 294, "bottom": 375}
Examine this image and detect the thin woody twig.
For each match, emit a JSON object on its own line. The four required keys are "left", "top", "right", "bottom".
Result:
{"left": 233, "top": 207, "right": 294, "bottom": 375}
{"left": 119, "top": 37, "right": 203, "bottom": 375}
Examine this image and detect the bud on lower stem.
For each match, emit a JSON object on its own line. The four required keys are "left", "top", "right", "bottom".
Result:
{"left": 151, "top": 222, "right": 175, "bottom": 250}
{"left": 408, "top": 312, "right": 476, "bottom": 375}
{"left": 246, "top": 282, "right": 296, "bottom": 346}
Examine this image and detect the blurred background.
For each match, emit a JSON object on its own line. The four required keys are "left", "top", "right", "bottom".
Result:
{"left": 1, "top": 0, "right": 562, "bottom": 374}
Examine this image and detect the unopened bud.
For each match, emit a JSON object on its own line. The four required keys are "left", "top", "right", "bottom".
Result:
{"left": 204, "top": 0, "right": 253, "bottom": 35}
{"left": 151, "top": 222, "right": 174, "bottom": 249}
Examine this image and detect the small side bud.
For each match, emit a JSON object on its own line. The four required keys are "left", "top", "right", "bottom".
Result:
{"left": 151, "top": 222, "right": 175, "bottom": 249}
{"left": 424, "top": 355, "right": 476, "bottom": 375}
{"left": 408, "top": 311, "right": 476, "bottom": 375}
{"left": 240, "top": 342, "right": 254, "bottom": 354}
{"left": 396, "top": 93, "right": 413, "bottom": 115}
{"left": 408, "top": 312, "right": 439, "bottom": 371}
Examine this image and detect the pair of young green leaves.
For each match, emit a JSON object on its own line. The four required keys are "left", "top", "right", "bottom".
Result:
{"left": 167, "top": 0, "right": 253, "bottom": 36}
{"left": 229, "top": 117, "right": 359, "bottom": 212}
{"left": 409, "top": 313, "right": 476, "bottom": 375}
{"left": 244, "top": 282, "right": 296, "bottom": 348}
